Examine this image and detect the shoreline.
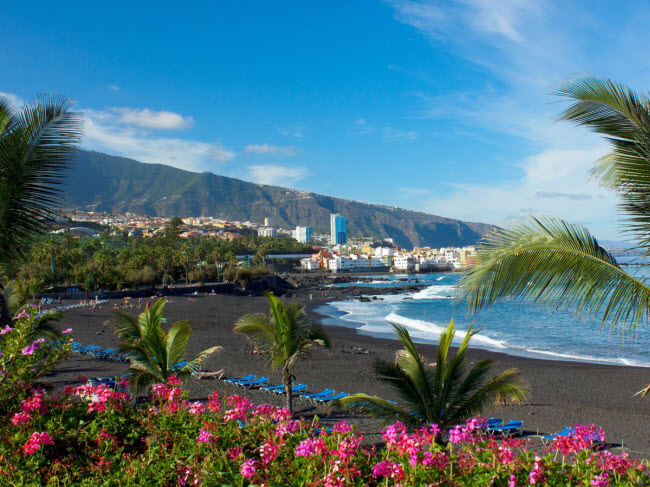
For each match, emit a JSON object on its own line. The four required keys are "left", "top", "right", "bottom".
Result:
{"left": 309, "top": 298, "right": 650, "bottom": 369}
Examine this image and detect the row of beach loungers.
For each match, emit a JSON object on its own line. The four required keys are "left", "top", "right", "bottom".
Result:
{"left": 71, "top": 342, "right": 130, "bottom": 362}
{"left": 223, "top": 374, "right": 351, "bottom": 404}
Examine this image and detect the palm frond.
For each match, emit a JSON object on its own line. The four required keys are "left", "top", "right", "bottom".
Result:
{"left": 373, "top": 359, "right": 429, "bottom": 417}
{"left": 553, "top": 76, "right": 650, "bottom": 250}
{"left": 182, "top": 346, "right": 222, "bottom": 375}
{"left": 0, "top": 94, "right": 82, "bottom": 264}
{"left": 456, "top": 216, "right": 650, "bottom": 334}
{"left": 165, "top": 320, "right": 192, "bottom": 369}
{"left": 553, "top": 76, "right": 643, "bottom": 139}
{"left": 452, "top": 368, "right": 528, "bottom": 422}
{"left": 0, "top": 96, "right": 13, "bottom": 132}
{"left": 112, "top": 311, "right": 142, "bottom": 343}
{"left": 337, "top": 393, "right": 420, "bottom": 428}
{"left": 392, "top": 325, "right": 436, "bottom": 413}
{"left": 636, "top": 383, "right": 650, "bottom": 398}
{"left": 30, "top": 310, "right": 62, "bottom": 341}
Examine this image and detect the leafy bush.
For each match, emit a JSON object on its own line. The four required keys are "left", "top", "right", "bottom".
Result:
{"left": 0, "top": 307, "right": 70, "bottom": 415}
{"left": 1, "top": 375, "right": 648, "bottom": 486}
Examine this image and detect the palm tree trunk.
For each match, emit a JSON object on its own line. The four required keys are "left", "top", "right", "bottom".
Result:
{"left": 0, "top": 289, "right": 11, "bottom": 326}
{"left": 284, "top": 367, "right": 293, "bottom": 413}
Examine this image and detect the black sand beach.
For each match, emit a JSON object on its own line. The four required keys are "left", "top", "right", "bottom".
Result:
{"left": 44, "top": 294, "right": 650, "bottom": 455}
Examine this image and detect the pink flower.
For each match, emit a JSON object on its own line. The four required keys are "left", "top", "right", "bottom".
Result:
{"left": 61, "top": 328, "right": 72, "bottom": 334}
{"left": 273, "top": 407, "right": 292, "bottom": 421}
{"left": 186, "top": 401, "right": 205, "bottom": 415}
{"left": 296, "top": 437, "right": 328, "bottom": 457}
{"left": 21, "top": 391, "right": 47, "bottom": 415}
{"left": 509, "top": 474, "right": 517, "bottom": 487}
{"left": 207, "top": 391, "right": 221, "bottom": 412}
{"left": 259, "top": 440, "right": 280, "bottom": 464}
{"left": 591, "top": 473, "right": 610, "bottom": 487}
{"left": 15, "top": 310, "right": 30, "bottom": 320}
{"left": 332, "top": 421, "right": 352, "bottom": 434}
{"left": 0, "top": 325, "right": 13, "bottom": 334}
{"left": 448, "top": 424, "right": 471, "bottom": 444}
{"left": 240, "top": 459, "right": 256, "bottom": 479}
{"left": 275, "top": 419, "right": 300, "bottom": 437}
{"left": 529, "top": 456, "right": 546, "bottom": 485}
{"left": 22, "top": 431, "right": 53, "bottom": 455}
{"left": 226, "top": 446, "right": 242, "bottom": 460}
{"left": 96, "top": 429, "right": 117, "bottom": 445}
{"left": 372, "top": 460, "right": 405, "bottom": 481}
{"left": 224, "top": 395, "right": 254, "bottom": 421}
{"left": 197, "top": 428, "right": 213, "bottom": 444}
{"left": 498, "top": 446, "right": 514, "bottom": 465}
{"left": 12, "top": 412, "right": 30, "bottom": 425}
{"left": 21, "top": 338, "right": 45, "bottom": 355}
{"left": 382, "top": 422, "right": 407, "bottom": 448}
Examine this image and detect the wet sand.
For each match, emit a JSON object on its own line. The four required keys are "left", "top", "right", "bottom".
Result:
{"left": 44, "top": 294, "right": 650, "bottom": 455}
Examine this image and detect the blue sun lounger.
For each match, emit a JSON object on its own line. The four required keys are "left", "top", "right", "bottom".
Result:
{"left": 479, "top": 418, "right": 503, "bottom": 433}
{"left": 260, "top": 384, "right": 285, "bottom": 393}
{"left": 94, "top": 347, "right": 118, "bottom": 358}
{"left": 237, "top": 377, "right": 269, "bottom": 388}
{"left": 268, "top": 383, "right": 307, "bottom": 395}
{"left": 224, "top": 374, "right": 256, "bottom": 383}
{"left": 300, "top": 389, "right": 335, "bottom": 402}
{"left": 172, "top": 361, "right": 189, "bottom": 370}
{"left": 488, "top": 420, "right": 524, "bottom": 437}
{"left": 540, "top": 427, "right": 573, "bottom": 444}
{"left": 316, "top": 392, "right": 349, "bottom": 403}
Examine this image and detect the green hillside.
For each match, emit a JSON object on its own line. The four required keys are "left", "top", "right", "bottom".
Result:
{"left": 63, "top": 150, "right": 496, "bottom": 249}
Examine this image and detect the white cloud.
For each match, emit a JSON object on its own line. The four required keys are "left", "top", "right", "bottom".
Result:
{"left": 107, "top": 85, "right": 120, "bottom": 92}
{"left": 248, "top": 164, "right": 307, "bottom": 187}
{"left": 0, "top": 91, "right": 25, "bottom": 108}
{"left": 382, "top": 126, "right": 417, "bottom": 142}
{"left": 422, "top": 146, "right": 620, "bottom": 238}
{"left": 110, "top": 107, "right": 194, "bottom": 130}
{"left": 275, "top": 125, "right": 305, "bottom": 138}
{"left": 355, "top": 117, "right": 376, "bottom": 134}
{"left": 83, "top": 109, "right": 234, "bottom": 172}
{"left": 245, "top": 143, "right": 299, "bottom": 156}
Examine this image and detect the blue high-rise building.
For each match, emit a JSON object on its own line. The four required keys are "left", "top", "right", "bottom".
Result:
{"left": 330, "top": 213, "right": 347, "bottom": 245}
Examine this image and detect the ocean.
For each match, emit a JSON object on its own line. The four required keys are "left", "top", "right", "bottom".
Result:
{"left": 315, "top": 266, "right": 650, "bottom": 367}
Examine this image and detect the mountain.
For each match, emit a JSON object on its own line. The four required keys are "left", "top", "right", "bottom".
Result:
{"left": 62, "top": 150, "right": 497, "bottom": 249}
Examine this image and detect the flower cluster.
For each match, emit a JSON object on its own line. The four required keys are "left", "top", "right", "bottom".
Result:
{"left": 22, "top": 431, "right": 53, "bottom": 455}
{"left": 74, "top": 383, "right": 128, "bottom": 413}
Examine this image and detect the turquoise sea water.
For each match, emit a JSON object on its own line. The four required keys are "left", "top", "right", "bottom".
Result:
{"left": 315, "top": 267, "right": 650, "bottom": 367}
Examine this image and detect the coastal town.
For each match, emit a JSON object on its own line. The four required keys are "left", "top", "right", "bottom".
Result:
{"left": 60, "top": 209, "right": 478, "bottom": 273}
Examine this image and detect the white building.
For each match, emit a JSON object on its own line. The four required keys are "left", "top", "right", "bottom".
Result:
{"left": 300, "top": 258, "right": 320, "bottom": 271}
{"left": 293, "top": 226, "right": 312, "bottom": 243}
{"left": 393, "top": 255, "right": 415, "bottom": 271}
{"left": 374, "top": 247, "right": 394, "bottom": 258}
{"left": 258, "top": 227, "right": 277, "bottom": 237}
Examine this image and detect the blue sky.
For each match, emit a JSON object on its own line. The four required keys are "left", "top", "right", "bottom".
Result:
{"left": 3, "top": 1, "right": 650, "bottom": 239}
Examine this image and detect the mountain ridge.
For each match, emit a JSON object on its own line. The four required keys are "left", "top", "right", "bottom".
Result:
{"left": 62, "top": 150, "right": 497, "bottom": 249}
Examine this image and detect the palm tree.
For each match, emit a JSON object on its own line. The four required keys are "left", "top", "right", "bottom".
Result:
{"left": 234, "top": 292, "right": 332, "bottom": 412}
{"left": 456, "top": 76, "right": 650, "bottom": 398}
{"left": 112, "top": 298, "right": 221, "bottom": 392}
{"left": 338, "top": 321, "right": 527, "bottom": 437}
{"left": 0, "top": 94, "right": 81, "bottom": 324}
